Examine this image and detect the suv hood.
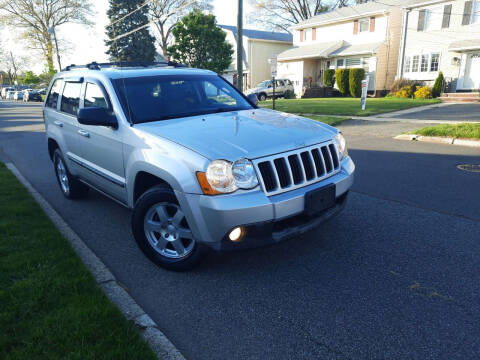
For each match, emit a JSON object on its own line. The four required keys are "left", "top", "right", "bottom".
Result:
{"left": 136, "top": 109, "right": 337, "bottom": 161}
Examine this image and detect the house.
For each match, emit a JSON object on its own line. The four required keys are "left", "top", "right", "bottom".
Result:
{"left": 218, "top": 25, "right": 293, "bottom": 89}
{"left": 277, "top": 0, "right": 423, "bottom": 97}
{"left": 398, "top": 0, "right": 480, "bottom": 92}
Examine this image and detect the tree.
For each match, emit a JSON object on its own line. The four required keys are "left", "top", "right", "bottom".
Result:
{"left": 432, "top": 71, "right": 445, "bottom": 98}
{"left": 349, "top": 68, "right": 365, "bottom": 98}
{"left": 0, "top": 47, "right": 30, "bottom": 84}
{"left": 105, "top": 0, "right": 157, "bottom": 62}
{"left": 0, "top": 0, "right": 93, "bottom": 73}
{"left": 150, "top": 0, "right": 212, "bottom": 57}
{"left": 20, "top": 71, "right": 40, "bottom": 85}
{"left": 168, "top": 11, "right": 233, "bottom": 73}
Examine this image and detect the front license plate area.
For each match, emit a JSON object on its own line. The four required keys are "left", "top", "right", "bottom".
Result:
{"left": 305, "top": 184, "right": 336, "bottom": 216}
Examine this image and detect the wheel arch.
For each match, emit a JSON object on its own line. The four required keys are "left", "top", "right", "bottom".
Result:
{"left": 47, "top": 137, "right": 60, "bottom": 160}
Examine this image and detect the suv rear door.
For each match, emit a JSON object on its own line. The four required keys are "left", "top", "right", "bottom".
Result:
{"left": 76, "top": 80, "right": 127, "bottom": 203}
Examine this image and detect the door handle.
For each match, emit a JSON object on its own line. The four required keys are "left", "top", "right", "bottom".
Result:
{"left": 53, "top": 120, "right": 63, "bottom": 127}
{"left": 78, "top": 129, "right": 90, "bottom": 138}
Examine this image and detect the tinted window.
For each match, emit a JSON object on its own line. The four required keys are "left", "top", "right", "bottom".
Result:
{"left": 60, "top": 82, "right": 81, "bottom": 116}
{"left": 46, "top": 79, "right": 64, "bottom": 109}
{"left": 84, "top": 83, "right": 108, "bottom": 109}
{"left": 113, "top": 74, "right": 253, "bottom": 124}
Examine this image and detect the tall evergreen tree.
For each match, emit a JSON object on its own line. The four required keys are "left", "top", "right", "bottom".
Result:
{"left": 105, "top": 0, "right": 156, "bottom": 62}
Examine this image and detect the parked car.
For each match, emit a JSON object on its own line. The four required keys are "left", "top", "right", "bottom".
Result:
{"left": 6, "top": 90, "right": 15, "bottom": 100}
{"left": 1, "top": 87, "right": 15, "bottom": 99}
{"left": 245, "top": 79, "right": 294, "bottom": 101}
{"left": 13, "top": 91, "right": 23, "bottom": 101}
{"left": 44, "top": 62, "right": 354, "bottom": 271}
{"left": 23, "top": 89, "right": 43, "bottom": 102}
{"left": 38, "top": 88, "right": 47, "bottom": 95}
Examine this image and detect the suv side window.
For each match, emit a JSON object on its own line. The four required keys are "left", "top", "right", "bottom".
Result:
{"left": 46, "top": 79, "right": 64, "bottom": 109}
{"left": 60, "top": 82, "right": 82, "bottom": 116}
{"left": 84, "top": 83, "right": 108, "bottom": 109}
{"left": 276, "top": 80, "right": 284, "bottom": 87}
{"left": 286, "top": 80, "right": 293, "bottom": 86}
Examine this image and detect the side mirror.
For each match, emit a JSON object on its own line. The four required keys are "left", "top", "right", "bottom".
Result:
{"left": 247, "top": 93, "right": 258, "bottom": 106}
{"left": 78, "top": 107, "right": 117, "bottom": 128}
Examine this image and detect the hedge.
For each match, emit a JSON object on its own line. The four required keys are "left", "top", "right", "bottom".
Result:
{"left": 323, "top": 69, "right": 335, "bottom": 88}
{"left": 349, "top": 68, "right": 365, "bottom": 98}
{"left": 335, "top": 68, "right": 350, "bottom": 96}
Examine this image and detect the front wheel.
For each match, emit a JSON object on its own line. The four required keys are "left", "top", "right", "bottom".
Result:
{"left": 258, "top": 93, "right": 267, "bottom": 101}
{"left": 132, "top": 185, "right": 204, "bottom": 271}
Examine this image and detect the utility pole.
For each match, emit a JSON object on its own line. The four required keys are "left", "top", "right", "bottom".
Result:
{"left": 237, "top": 0, "right": 243, "bottom": 92}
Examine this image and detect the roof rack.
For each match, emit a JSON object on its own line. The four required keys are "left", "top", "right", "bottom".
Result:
{"left": 63, "top": 61, "right": 187, "bottom": 71}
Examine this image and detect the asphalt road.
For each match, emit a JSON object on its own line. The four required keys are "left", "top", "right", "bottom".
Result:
{"left": 1, "top": 100, "right": 480, "bottom": 360}
{"left": 388, "top": 103, "right": 480, "bottom": 121}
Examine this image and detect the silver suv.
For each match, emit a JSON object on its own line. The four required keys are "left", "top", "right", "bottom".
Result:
{"left": 245, "top": 79, "right": 294, "bottom": 101}
{"left": 43, "top": 62, "right": 354, "bottom": 271}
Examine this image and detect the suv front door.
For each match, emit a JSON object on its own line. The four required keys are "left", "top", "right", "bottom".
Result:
{"left": 76, "top": 80, "right": 127, "bottom": 203}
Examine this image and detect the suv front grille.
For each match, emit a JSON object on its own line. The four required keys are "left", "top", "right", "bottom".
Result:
{"left": 253, "top": 142, "right": 341, "bottom": 196}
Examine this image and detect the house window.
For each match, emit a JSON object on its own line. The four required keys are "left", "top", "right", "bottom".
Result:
{"left": 412, "top": 55, "right": 420, "bottom": 72}
{"left": 336, "top": 59, "right": 344, "bottom": 67}
{"left": 420, "top": 54, "right": 429, "bottom": 72}
{"left": 430, "top": 53, "right": 440, "bottom": 71}
{"left": 425, "top": 7, "right": 442, "bottom": 31}
{"left": 361, "top": 57, "right": 370, "bottom": 69}
{"left": 404, "top": 57, "right": 411, "bottom": 73}
{"left": 305, "top": 28, "right": 311, "bottom": 41}
{"left": 346, "top": 58, "right": 361, "bottom": 67}
{"left": 473, "top": 1, "right": 480, "bottom": 24}
{"left": 359, "top": 18, "right": 370, "bottom": 32}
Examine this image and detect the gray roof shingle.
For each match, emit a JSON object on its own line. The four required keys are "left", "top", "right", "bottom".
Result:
{"left": 277, "top": 41, "right": 344, "bottom": 61}
{"left": 218, "top": 25, "right": 293, "bottom": 43}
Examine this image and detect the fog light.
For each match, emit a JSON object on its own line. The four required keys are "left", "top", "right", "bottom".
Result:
{"left": 228, "top": 227, "right": 245, "bottom": 242}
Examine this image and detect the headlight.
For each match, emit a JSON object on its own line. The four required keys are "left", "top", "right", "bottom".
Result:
{"left": 232, "top": 158, "right": 259, "bottom": 189}
{"left": 206, "top": 160, "right": 237, "bottom": 193}
{"left": 334, "top": 133, "right": 348, "bottom": 160}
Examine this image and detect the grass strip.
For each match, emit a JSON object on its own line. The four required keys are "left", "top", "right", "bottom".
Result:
{"left": 302, "top": 115, "right": 351, "bottom": 127}
{"left": 260, "top": 97, "right": 440, "bottom": 116}
{"left": 408, "top": 123, "right": 480, "bottom": 140}
{"left": 0, "top": 163, "right": 157, "bottom": 360}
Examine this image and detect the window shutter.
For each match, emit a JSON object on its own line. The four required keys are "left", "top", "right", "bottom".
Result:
{"left": 417, "top": 10, "right": 426, "bottom": 31}
{"left": 312, "top": 28, "right": 316, "bottom": 41}
{"left": 442, "top": 4, "right": 452, "bottom": 28}
{"left": 353, "top": 20, "right": 359, "bottom": 34}
{"left": 370, "top": 17, "right": 375, "bottom": 32}
{"left": 462, "top": 1, "right": 473, "bottom": 25}
{"left": 300, "top": 29, "right": 304, "bottom": 42}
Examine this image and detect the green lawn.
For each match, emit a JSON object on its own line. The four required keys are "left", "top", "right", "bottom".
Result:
{"left": 408, "top": 123, "right": 480, "bottom": 139}
{"left": 260, "top": 97, "right": 440, "bottom": 116}
{"left": 0, "top": 163, "right": 157, "bottom": 360}
{"left": 304, "top": 115, "right": 351, "bottom": 127}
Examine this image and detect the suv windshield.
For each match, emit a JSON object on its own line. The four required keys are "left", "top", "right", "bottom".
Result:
{"left": 112, "top": 74, "right": 254, "bottom": 124}
{"left": 257, "top": 81, "right": 270, "bottom": 88}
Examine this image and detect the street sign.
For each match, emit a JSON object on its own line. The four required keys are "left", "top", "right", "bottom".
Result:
{"left": 270, "top": 56, "right": 277, "bottom": 77}
{"left": 361, "top": 75, "right": 370, "bottom": 111}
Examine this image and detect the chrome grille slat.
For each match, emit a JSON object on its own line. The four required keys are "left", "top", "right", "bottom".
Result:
{"left": 253, "top": 141, "right": 342, "bottom": 196}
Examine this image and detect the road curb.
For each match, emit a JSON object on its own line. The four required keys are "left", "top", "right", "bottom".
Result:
{"left": 5, "top": 162, "right": 185, "bottom": 360}
{"left": 394, "top": 135, "right": 480, "bottom": 148}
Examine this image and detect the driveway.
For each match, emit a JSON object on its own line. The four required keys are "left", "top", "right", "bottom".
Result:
{"left": 386, "top": 103, "right": 480, "bottom": 121}
{"left": 1, "top": 100, "right": 480, "bottom": 360}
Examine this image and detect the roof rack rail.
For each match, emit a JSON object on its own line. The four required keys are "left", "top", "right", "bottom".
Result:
{"left": 63, "top": 61, "right": 187, "bottom": 72}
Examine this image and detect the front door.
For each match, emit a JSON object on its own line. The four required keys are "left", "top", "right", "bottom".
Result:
{"left": 76, "top": 81, "right": 127, "bottom": 204}
{"left": 464, "top": 53, "right": 480, "bottom": 90}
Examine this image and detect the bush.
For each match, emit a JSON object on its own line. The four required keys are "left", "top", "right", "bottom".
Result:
{"left": 323, "top": 69, "right": 335, "bottom": 88}
{"left": 432, "top": 71, "right": 444, "bottom": 98}
{"left": 284, "top": 89, "right": 296, "bottom": 99}
{"left": 395, "top": 85, "right": 413, "bottom": 98}
{"left": 335, "top": 68, "right": 350, "bottom": 96}
{"left": 414, "top": 86, "right": 432, "bottom": 99}
{"left": 390, "top": 78, "right": 419, "bottom": 94}
{"left": 349, "top": 68, "right": 365, "bottom": 98}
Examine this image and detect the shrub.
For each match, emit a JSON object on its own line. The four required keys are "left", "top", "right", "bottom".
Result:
{"left": 432, "top": 71, "right": 444, "bottom": 98}
{"left": 324, "top": 69, "right": 335, "bottom": 88}
{"left": 349, "top": 68, "right": 365, "bottom": 98}
{"left": 395, "top": 85, "right": 413, "bottom": 98}
{"left": 335, "top": 68, "right": 350, "bottom": 96}
{"left": 284, "top": 89, "right": 296, "bottom": 99}
{"left": 414, "top": 86, "right": 432, "bottom": 99}
{"left": 390, "top": 78, "right": 419, "bottom": 94}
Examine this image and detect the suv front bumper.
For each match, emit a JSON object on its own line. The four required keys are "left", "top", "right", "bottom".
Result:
{"left": 177, "top": 157, "right": 355, "bottom": 251}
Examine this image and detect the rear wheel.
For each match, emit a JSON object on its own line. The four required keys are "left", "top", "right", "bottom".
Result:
{"left": 132, "top": 185, "right": 204, "bottom": 271}
{"left": 53, "top": 149, "right": 89, "bottom": 199}
{"left": 258, "top": 93, "right": 267, "bottom": 101}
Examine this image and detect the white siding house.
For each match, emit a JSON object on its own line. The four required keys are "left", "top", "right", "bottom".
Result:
{"left": 398, "top": 0, "right": 480, "bottom": 91}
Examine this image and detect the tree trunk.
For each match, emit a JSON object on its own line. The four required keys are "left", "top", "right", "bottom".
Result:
{"left": 45, "top": 38, "right": 55, "bottom": 73}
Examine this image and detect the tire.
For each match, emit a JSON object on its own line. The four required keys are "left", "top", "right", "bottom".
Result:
{"left": 132, "top": 184, "right": 204, "bottom": 271}
{"left": 258, "top": 93, "right": 267, "bottom": 101}
{"left": 53, "top": 149, "right": 89, "bottom": 199}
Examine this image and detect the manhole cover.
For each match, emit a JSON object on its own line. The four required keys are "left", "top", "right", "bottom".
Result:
{"left": 457, "top": 164, "right": 480, "bottom": 173}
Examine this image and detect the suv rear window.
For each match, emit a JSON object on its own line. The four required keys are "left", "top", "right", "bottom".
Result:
{"left": 60, "top": 82, "right": 82, "bottom": 116}
{"left": 113, "top": 74, "right": 253, "bottom": 124}
{"left": 46, "top": 79, "right": 64, "bottom": 109}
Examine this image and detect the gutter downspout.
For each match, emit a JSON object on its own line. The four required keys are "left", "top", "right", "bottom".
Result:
{"left": 398, "top": 8, "right": 411, "bottom": 78}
